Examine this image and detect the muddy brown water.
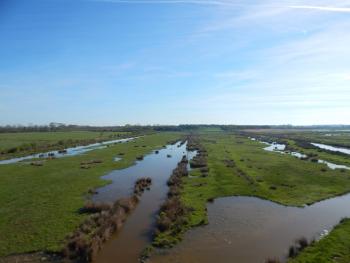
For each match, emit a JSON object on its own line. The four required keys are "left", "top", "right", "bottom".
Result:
{"left": 92, "top": 139, "right": 350, "bottom": 263}
{"left": 92, "top": 142, "right": 196, "bottom": 263}
{"left": 150, "top": 194, "right": 350, "bottom": 263}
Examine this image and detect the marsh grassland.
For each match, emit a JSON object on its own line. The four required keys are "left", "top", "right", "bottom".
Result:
{"left": 0, "top": 132, "right": 180, "bottom": 257}
{"left": 182, "top": 132, "right": 350, "bottom": 224}
{"left": 0, "top": 131, "right": 131, "bottom": 160}
{"left": 1, "top": 128, "right": 350, "bottom": 262}
{"left": 175, "top": 131, "right": 350, "bottom": 262}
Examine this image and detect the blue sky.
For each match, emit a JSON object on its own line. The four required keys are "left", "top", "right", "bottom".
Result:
{"left": 0, "top": 0, "right": 349, "bottom": 125}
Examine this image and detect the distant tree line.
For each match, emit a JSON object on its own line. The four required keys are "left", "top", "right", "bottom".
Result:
{"left": 0, "top": 123, "right": 349, "bottom": 133}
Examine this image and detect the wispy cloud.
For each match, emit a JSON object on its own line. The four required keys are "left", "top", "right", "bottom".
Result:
{"left": 290, "top": 5, "right": 350, "bottom": 13}
{"left": 93, "top": 0, "right": 350, "bottom": 14}
{"left": 93, "top": 0, "right": 242, "bottom": 6}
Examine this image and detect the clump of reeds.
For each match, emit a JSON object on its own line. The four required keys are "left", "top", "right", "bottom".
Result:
{"left": 154, "top": 156, "right": 191, "bottom": 247}
{"left": 134, "top": 177, "right": 152, "bottom": 195}
{"left": 269, "top": 185, "right": 277, "bottom": 190}
{"left": 207, "top": 197, "right": 214, "bottom": 203}
{"left": 79, "top": 201, "right": 112, "bottom": 214}
{"left": 30, "top": 161, "right": 44, "bottom": 166}
{"left": 190, "top": 155, "right": 207, "bottom": 168}
{"left": 80, "top": 159, "right": 103, "bottom": 165}
{"left": 80, "top": 160, "right": 103, "bottom": 169}
{"left": 63, "top": 177, "right": 152, "bottom": 262}
{"left": 87, "top": 188, "right": 98, "bottom": 195}
{"left": 288, "top": 237, "right": 309, "bottom": 258}
{"left": 224, "top": 159, "right": 235, "bottom": 168}
{"left": 64, "top": 196, "right": 139, "bottom": 262}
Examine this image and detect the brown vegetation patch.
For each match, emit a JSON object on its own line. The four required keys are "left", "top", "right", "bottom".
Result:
{"left": 288, "top": 237, "right": 311, "bottom": 258}
{"left": 134, "top": 177, "right": 152, "bottom": 195}
{"left": 224, "top": 159, "right": 235, "bottom": 168}
{"left": 63, "top": 177, "right": 152, "bottom": 262}
{"left": 154, "top": 155, "right": 190, "bottom": 247}
{"left": 30, "top": 161, "right": 44, "bottom": 166}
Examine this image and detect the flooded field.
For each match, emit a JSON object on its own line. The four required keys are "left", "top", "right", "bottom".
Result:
{"left": 261, "top": 140, "right": 350, "bottom": 170}
{"left": 151, "top": 193, "right": 350, "bottom": 263}
{"left": 92, "top": 141, "right": 196, "bottom": 263}
{"left": 311, "top": 143, "right": 350, "bottom": 155}
{"left": 2, "top": 131, "right": 350, "bottom": 263}
{"left": 0, "top": 137, "right": 137, "bottom": 165}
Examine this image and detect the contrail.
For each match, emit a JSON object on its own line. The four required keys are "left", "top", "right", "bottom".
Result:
{"left": 290, "top": 5, "right": 350, "bottom": 13}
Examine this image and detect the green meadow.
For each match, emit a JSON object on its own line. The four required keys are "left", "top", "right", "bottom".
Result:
{"left": 0, "top": 131, "right": 131, "bottom": 160}
{"left": 1, "top": 129, "right": 350, "bottom": 262}
{"left": 182, "top": 132, "right": 350, "bottom": 225}
{"left": 177, "top": 131, "right": 350, "bottom": 262}
{"left": 0, "top": 132, "right": 180, "bottom": 256}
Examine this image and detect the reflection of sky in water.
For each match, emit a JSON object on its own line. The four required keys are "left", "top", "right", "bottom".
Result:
{"left": 251, "top": 138, "right": 350, "bottom": 170}
{"left": 152, "top": 193, "right": 350, "bottom": 263}
{"left": 312, "top": 143, "right": 350, "bottom": 155}
{"left": 0, "top": 137, "right": 137, "bottom": 165}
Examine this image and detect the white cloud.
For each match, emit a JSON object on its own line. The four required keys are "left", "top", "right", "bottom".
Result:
{"left": 290, "top": 5, "right": 350, "bottom": 13}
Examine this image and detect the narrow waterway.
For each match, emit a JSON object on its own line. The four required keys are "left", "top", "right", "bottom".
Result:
{"left": 147, "top": 138, "right": 350, "bottom": 262}
{"left": 260, "top": 140, "right": 350, "bottom": 170}
{"left": 311, "top": 143, "right": 350, "bottom": 155}
{"left": 92, "top": 141, "right": 196, "bottom": 263}
{"left": 151, "top": 193, "right": 350, "bottom": 263}
{"left": 0, "top": 137, "right": 137, "bottom": 165}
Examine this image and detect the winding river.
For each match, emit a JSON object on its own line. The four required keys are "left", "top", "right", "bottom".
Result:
{"left": 92, "top": 141, "right": 197, "bottom": 263}
{"left": 151, "top": 194, "right": 350, "bottom": 263}
{"left": 148, "top": 139, "right": 350, "bottom": 263}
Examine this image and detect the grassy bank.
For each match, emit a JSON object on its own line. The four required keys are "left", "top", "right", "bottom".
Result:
{"left": 180, "top": 132, "right": 350, "bottom": 231}
{"left": 0, "top": 131, "right": 131, "bottom": 160}
{"left": 289, "top": 218, "right": 350, "bottom": 263}
{"left": 244, "top": 129, "right": 350, "bottom": 148}
{"left": 0, "top": 132, "right": 180, "bottom": 257}
{"left": 244, "top": 129, "right": 350, "bottom": 167}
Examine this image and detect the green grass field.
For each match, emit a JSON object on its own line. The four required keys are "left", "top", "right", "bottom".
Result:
{"left": 0, "top": 131, "right": 131, "bottom": 160}
{"left": 168, "top": 131, "right": 350, "bottom": 262}
{"left": 0, "top": 132, "right": 180, "bottom": 257}
{"left": 182, "top": 132, "right": 350, "bottom": 226}
{"left": 244, "top": 129, "right": 350, "bottom": 148}
{"left": 244, "top": 129, "right": 350, "bottom": 167}
{"left": 1, "top": 130, "right": 350, "bottom": 262}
